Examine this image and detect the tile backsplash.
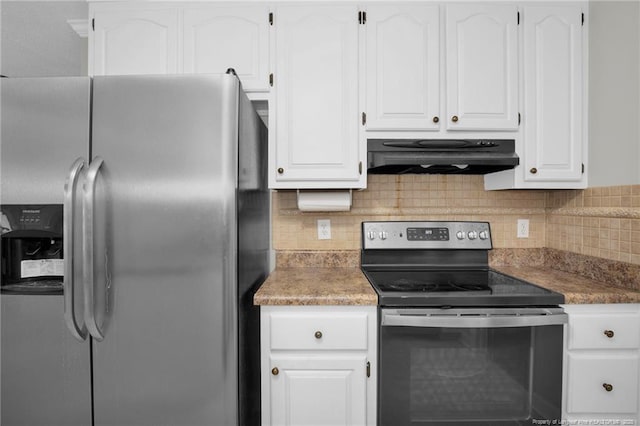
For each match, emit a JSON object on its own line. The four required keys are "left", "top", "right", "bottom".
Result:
{"left": 272, "top": 175, "right": 640, "bottom": 266}
{"left": 273, "top": 175, "right": 546, "bottom": 250}
{"left": 546, "top": 186, "right": 640, "bottom": 264}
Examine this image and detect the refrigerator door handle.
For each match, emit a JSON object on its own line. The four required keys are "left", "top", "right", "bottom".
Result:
{"left": 63, "top": 158, "right": 89, "bottom": 341}
{"left": 83, "top": 157, "right": 105, "bottom": 341}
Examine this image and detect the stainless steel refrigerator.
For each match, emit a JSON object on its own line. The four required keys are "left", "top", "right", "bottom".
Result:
{"left": 0, "top": 73, "right": 270, "bottom": 426}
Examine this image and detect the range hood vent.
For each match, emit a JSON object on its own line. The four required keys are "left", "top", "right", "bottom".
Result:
{"left": 367, "top": 139, "right": 519, "bottom": 175}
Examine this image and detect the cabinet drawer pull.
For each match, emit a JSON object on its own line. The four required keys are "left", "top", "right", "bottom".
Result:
{"left": 602, "top": 383, "right": 613, "bottom": 392}
{"left": 432, "top": 116, "right": 439, "bottom": 123}
{"left": 530, "top": 167, "right": 538, "bottom": 174}
{"left": 272, "top": 367, "right": 279, "bottom": 376}
{"left": 314, "top": 331, "right": 323, "bottom": 339}
{"left": 451, "top": 115, "right": 459, "bottom": 123}
{"left": 604, "top": 330, "right": 615, "bottom": 338}
{"left": 277, "top": 167, "right": 284, "bottom": 174}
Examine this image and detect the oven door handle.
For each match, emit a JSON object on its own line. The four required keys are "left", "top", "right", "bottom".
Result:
{"left": 381, "top": 310, "right": 568, "bottom": 328}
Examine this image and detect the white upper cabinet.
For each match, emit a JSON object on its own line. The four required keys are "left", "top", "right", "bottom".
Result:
{"left": 522, "top": 6, "right": 584, "bottom": 183}
{"left": 183, "top": 5, "right": 270, "bottom": 93}
{"left": 271, "top": 5, "right": 364, "bottom": 189}
{"left": 484, "top": 4, "right": 587, "bottom": 190}
{"left": 88, "top": 1, "right": 588, "bottom": 191}
{"left": 365, "top": 5, "right": 440, "bottom": 131}
{"left": 89, "top": 3, "right": 270, "bottom": 98}
{"left": 91, "top": 7, "right": 179, "bottom": 76}
{"left": 445, "top": 4, "right": 519, "bottom": 131}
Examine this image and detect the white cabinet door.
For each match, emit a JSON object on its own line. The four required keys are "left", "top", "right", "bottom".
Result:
{"left": 91, "top": 7, "right": 179, "bottom": 76}
{"left": 523, "top": 6, "right": 584, "bottom": 183}
{"left": 269, "top": 354, "right": 368, "bottom": 426}
{"left": 365, "top": 5, "right": 440, "bottom": 131}
{"left": 272, "top": 6, "right": 363, "bottom": 189}
{"left": 183, "top": 5, "right": 270, "bottom": 93}
{"left": 566, "top": 354, "right": 639, "bottom": 414}
{"left": 562, "top": 304, "right": 640, "bottom": 424}
{"left": 445, "top": 5, "right": 518, "bottom": 130}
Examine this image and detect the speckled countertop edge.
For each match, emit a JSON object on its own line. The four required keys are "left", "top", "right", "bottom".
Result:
{"left": 255, "top": 248, "right": 640, "bottom": 306}
{"left": 491, "top": 265, "right": 640, "bottom": 304}
{"left": 254, "top": 267, "right": 377, "bottom": 306}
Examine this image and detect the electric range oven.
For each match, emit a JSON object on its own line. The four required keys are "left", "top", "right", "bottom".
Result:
{"left": 361, "top": 221, "right": 567, "bottom": 426}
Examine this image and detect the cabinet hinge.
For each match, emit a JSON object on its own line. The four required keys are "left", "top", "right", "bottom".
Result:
{"left": 581, "top": 13, "right": 584, "bottom": 26}
{"left": 366, "top": 361, "right": 371, "bottom": 378}
{"left": 269, "top": 12, "right": 273, "bottom": 26}
{"left": 358, "top": 11, "right": 366, "bottom": 25}
{"left": 517, "top": 12, "right": 520, "bottom": 25}
{"left": 361, "top": 112, "right": 366, "bottom": 126}
{"left": 518, "top": 113, "right": 521, "bottom": 126}
{"left": 359, "top": 161, "right": 363, "bottom": 175}
{"left": 582, "top": 163, "right": 585, "bottom": 174}
{"left": 269, "top": 73, "right": 273, "bottom": 87}
{"left": 92, "top": 18, "right": 95, "bottom": 31}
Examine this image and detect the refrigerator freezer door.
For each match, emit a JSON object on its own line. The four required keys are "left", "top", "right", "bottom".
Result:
{"left": 89, "top": 75, "right": 240, "bottom": 426}
{"left": 0, "top": 77, "right": 90, "bottom": 204}
{"left": 0, "top": 295, "right": 92, "bottom": 426}
{"left": 1, "top": 77, "right": 91, "bottom": 426}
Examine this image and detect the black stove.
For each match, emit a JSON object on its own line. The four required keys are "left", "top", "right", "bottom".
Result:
{"left": 367, "top": 221, "right": 567, "bottom": 426}
{"left": 361, "top": 221, "right": 564, "bottom": 307}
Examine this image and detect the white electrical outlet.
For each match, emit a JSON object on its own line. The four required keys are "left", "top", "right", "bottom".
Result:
{"left": 517, "top": 219, "right": 529, "bottom": 238}
{"left": 317, "top": 219, "right": 331, "bottom": 240}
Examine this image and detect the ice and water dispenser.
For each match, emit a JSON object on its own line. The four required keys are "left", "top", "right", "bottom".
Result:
{"left": 1, "top": 205, "right": 64, "bottom": 294}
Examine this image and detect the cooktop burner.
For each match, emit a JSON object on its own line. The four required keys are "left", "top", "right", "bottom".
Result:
{"left": 363, "top": 268, "right": 562, "bottom": 306}
{"left": 369, "top": 270, "right": 490, "bottom": 293}
{"left": 361, "top": 221, "right": 565, "bottom": 307}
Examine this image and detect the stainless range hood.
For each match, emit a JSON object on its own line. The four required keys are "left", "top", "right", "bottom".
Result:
{"left": 367, "top": 139, "right": 519, "bottom": 175}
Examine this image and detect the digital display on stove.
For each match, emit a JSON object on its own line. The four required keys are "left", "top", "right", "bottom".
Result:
{"left": 406, "top": 227, "right": 449, "bottom": 241}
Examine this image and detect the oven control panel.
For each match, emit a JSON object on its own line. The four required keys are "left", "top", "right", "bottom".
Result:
{"left": 362, "top": 221, "right": 492, "bottom": 250}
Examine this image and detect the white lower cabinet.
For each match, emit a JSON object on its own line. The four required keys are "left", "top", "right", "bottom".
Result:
{"left": 260, "top": 306, "right": 377, "bottom": 426}
{"left": 563, "top": 304, "right": 640, "bottom": 424}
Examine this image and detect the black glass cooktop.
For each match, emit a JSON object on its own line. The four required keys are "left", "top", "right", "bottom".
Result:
{"left": 363, "top": 269, "right": 564, "bottom": 307}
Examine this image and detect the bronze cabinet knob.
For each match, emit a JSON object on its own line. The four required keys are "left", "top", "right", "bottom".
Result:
{"left": 277, "top": 167, "right": 284, "bottom": 174}
{"left": 604, "top": 330, "right": 615, "bottom": 338}
{"left": 314, "top": 331, "right": 323, "bottom": 339}
{"left": 272, "top": 367, "right": 279, "bottom": 376}
{"left": 603, "top": 383, "right": 613, "bottom": 392}
{"left": 451, "top": 115, "right": 459, "bottom": 123}
{"left": 530, "top": 168, "right": 538, "bottom": 174}
{"left": 432, "top": 116, "right": 440, "bottom": 123}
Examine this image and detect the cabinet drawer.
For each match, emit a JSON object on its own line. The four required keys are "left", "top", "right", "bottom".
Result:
{"left": 269, "top": 312, "right": 369, "bottom": 351}
{"left": 566, "top": 354, "right": 639, "bottom": 414}
{"left": 568, "top": 312, "right": 640, "bottom": 350}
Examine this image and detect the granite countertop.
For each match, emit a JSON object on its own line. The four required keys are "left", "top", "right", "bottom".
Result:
{"left": 254, "top": 249, "right": 640, "bottom": 306}
{"left": 253, "top": 267, "right": 378, "bottom": 306}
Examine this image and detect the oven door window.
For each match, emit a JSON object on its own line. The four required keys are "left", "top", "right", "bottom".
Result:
{"left": 379, "top": 324, "right": 563, "bottom": 426}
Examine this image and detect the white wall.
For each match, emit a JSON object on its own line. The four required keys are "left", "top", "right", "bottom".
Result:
{"left": 1, "top": 1, "right": 88, "bottom": 77}
{"left": 588, "top": 1, "right": 640, "bottom": 186}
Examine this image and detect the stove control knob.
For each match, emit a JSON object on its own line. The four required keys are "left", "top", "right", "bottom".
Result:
{"left": 379, "top": 231, "right": 388, "bottom": 240}
{"left": 367, "top": 231, "right": 376, "bottom": 240}
{"left": 467, "top": 231, "right": 478, "bottom": 240}
{"left": 479, "top": 231, "right": 489, "bottom": 240}
{"left": 456, "top": 231, "right": 466, "bottom": 240}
